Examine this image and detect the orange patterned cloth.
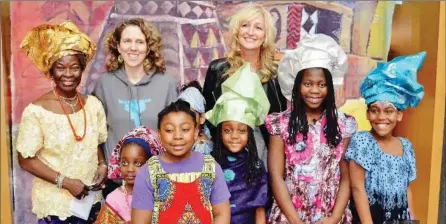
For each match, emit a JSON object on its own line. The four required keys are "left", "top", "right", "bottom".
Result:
{"left": 20, "top": 21, "right": 96, "bottom": 78}
{"left": 95, "top": 202, "right": 127, "bottom": 224}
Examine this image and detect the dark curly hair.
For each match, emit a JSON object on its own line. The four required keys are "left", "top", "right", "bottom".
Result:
{"left": 180, "top": 80, "right": 203, "bottom": 93}
{"left": 105, "top": 18, "right": 166, "bottom": 73}
{"left": 211, "top": 123, "right": 263, "bottom": 187}
{"left": 287, "top": 68, "right": 342, "bottom": 148}
{"left": 157, "top": 100, "right": 197, "bottom": 130}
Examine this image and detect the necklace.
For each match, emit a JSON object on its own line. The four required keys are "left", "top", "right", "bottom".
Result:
{"left": 60, "top": 98, "right": 78, "bottom": 113}
{"left": 53, "top": 90, "right": 87, "bottom": 141}
{"left": 54, "top": 90, "right": 77, "bottom": 101}
{"left": 121, "top": 184, "right": 131, "bottom": 214}
{"left": 53, "top": 90, "right": 78, "bottom": 112}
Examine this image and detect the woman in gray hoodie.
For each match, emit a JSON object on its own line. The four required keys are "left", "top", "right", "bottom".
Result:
{"left": 93, "top": 18, "right": 177, "bottom": 195}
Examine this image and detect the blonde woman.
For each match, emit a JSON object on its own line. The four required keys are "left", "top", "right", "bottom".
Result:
{"left": 203, "top": 5, "right": 286, "bottom": 164}
{"left": 93, "top": 18, "right": 177, "bottom": 196}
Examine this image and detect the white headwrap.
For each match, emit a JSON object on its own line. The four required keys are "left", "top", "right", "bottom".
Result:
{"left": 278, "top": 34, "right": 348, "bottom": 101}
{"left": 178, "top": 87, "right": 206, "bottom": 114}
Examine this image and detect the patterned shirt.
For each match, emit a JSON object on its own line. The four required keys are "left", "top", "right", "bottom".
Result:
{"left": 345, "top": 131, "right": 416, "bottom": 222}
{"left": 132, "top": 152, "right": 230, "bottom": 210}
{"left": 16, "top": 96, "right": 107, "bottom": 219}
{"left": 266, "top": 109, "right": 357, "bottom": 223}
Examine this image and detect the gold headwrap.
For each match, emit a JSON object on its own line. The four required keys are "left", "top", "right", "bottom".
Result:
{"left": 20, "top": 21, "right": 96, "bottom": 78}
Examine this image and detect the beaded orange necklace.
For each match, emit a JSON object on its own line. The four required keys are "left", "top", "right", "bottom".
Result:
{"left": 53, "top": 90, "right": 87, "bottom": 141}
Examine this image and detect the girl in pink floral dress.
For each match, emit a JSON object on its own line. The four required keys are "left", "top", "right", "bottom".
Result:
{"left": 266, "top": 34, "right": 357, "bottom": 224}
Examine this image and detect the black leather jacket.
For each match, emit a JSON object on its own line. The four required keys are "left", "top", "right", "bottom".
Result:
{"left": 203, "top": 58, "right": 287, "bottom": 113}
{"left": 202, "top": 58, "right": 287, "bottom": 146}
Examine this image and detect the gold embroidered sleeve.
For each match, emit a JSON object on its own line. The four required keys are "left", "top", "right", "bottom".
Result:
{"left": 16, "top": 105, "right": 43, "bottom": 158}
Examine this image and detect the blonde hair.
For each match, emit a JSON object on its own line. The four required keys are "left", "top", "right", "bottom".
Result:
{"left": 105, "top": 18, "right": 166, "bottom": 73}
{"left": 225, "top": 5, "right": 277, "bottom": 83}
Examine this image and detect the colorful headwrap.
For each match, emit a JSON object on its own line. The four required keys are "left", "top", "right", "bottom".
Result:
{"left": 178, "top": 87, "right": 206, "bottom": 114}
{"left": 206, "top": 63, "right": 270, "bottom": 128}
{"left": 108, "top": 126, "right": 164, "bottom": 180}
{"left": 360, "top": 51, "right": 426, "bottom": 110}
{"left": 123, "top": 138, "right": 151, "bottom": 155}
{"left": 278, "top": 34, "right": 348, "bottom": 100}
{"left": 20, "top": 21, "right": 96, "bottom": 78}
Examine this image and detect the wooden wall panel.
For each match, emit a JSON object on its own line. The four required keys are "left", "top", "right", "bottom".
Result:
{"left": 391, "top": 2, "right": 445, "bottom": 223}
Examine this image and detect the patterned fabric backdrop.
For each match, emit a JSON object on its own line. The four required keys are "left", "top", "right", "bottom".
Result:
{"left": 9, "top": 1, "right": 395, "bottom": 223}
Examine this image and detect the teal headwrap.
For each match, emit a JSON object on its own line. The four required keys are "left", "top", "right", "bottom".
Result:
{"left": 360, "top": 51, "right": 426, "bottom": 110}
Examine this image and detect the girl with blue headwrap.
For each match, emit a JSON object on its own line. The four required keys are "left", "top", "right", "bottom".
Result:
{"left": 96, "top": 126, "right": 159, "bottom": 223}
{"left": 345, "top": 52, "right": 426, "bottom": 223}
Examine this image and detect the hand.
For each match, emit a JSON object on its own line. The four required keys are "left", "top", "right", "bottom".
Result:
{"left": 91, "top": 165, "right": 107, "bottom": 191}
{"left": 198, "top": 133, "right": 210, "bottom": 142}
{"left": 292, "top": 220, "right": 304, "bottom": 224}
{"left": 62, "top": 178, "right": 89, "bottom": 200}
{"left": 288, "top": 216, "right": 304, "bottom": 224}
{"left": 315, "top": 216, "right": 338, "bottom": 224}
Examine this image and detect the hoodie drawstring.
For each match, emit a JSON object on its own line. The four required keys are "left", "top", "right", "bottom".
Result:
{"left": 127, "top": 85, "right": 132, "bottom": 131}
{"left": 136, "top": 85, "right": 142, "bottom": 126}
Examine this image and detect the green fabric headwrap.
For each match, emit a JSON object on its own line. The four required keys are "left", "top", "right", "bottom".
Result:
{"left": 206, "top": 63, "right": 270, "bottom": 128}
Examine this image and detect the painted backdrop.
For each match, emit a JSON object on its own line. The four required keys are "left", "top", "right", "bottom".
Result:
{"left": 9, "top": 1, "right": 395, "bottom": 223}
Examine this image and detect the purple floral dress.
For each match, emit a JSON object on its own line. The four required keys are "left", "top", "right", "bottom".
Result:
{"left": 266, "top": 109, "right": 357, "bottom": 224}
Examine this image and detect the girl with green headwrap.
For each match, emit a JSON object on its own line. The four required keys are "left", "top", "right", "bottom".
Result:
{"left": 206, "top": 63, "right": 271, "bottom": 223}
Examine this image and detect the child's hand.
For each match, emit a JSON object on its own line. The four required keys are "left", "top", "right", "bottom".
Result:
{"left": 91, "top": 165, "right": 107, "bottom": 191}
{"left": 293, "top": 219, "right": 304, "bottom": 224}
{"left": 288, "top": 216, "right": 304, "bottom": 224}
{"left": 315, "top": 216, "right": 338, "bottom": 224}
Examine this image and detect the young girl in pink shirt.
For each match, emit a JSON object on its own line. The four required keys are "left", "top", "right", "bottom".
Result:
{"left": 95, "top": 126, "right": 160, "bottom": 223}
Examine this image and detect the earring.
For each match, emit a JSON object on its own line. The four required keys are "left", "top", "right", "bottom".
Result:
{"left": 122, "top": 180, "right": 126, "bottom": 187}
{"left": 118, "top": 55, "right": 123, "bottom": 64}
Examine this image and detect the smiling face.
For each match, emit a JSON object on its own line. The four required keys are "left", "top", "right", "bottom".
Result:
{"left": 221, "top": 121, "right": 249, "bottom": 153}
{"left": 117, "top": 25, "right": 148, "bottom": 69}
{"left": 159, "top": 111, "right": 198, "bottom": 162}
{"left": 237, "top": 15, "right": 266, "bottom": 51}
{"left": 119, "top": 143, "right": 149, "bottom": 185}
{"left": 367, "top": 101, "right": 403, "bottom": 138}
{"left": 51, "top": 55, "right": 84, "bottom": 94}
{"left": 300, "top": 68, "right": 328, "bottom": 113}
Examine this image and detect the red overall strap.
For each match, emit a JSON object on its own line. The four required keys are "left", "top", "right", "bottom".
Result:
{"left": 149, "top": 155, "right": 216, "bottom": 224}
{"left": 158, "top": 177, "right": 212, "bottom": 223}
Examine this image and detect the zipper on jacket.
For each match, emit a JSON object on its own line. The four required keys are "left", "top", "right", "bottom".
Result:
{"left": 212, "top": 91, "right": 217, "bottom": 103}
{"left": 272, "top": 79, "right": 283, "bottom": 111}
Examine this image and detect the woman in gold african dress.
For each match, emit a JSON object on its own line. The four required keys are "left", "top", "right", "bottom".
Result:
{"left": 16, "top": 21, "right": 108, "bottom": 223}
